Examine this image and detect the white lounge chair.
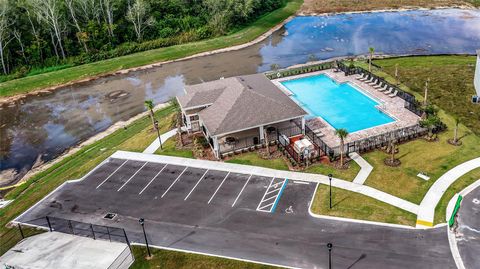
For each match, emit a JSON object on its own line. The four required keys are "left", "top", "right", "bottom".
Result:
{"left": 384, "top": 87, "right": 394, "bottom": 95}
{"left": 389, "top": 90, "right": 398, "bottom": 98}
{"left": 364, "top": 77, "right": 375, "bottom": 84}
{"left": 377, "top": 85, "right": 388, "bottom": 92}
{"left": 368, "top": 79, "right": 379, "bottom": 86}
{"left": 373, "top": 82, "right": 384, "bottom": 89}
{"left": 359, "top": 75, "right": 370, "bottom": 82}
{"left": 356, "top": 73, "right": 367, "bottom": 80}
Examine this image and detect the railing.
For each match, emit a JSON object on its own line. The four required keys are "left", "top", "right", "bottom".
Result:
{"left": 343, "top": 124, "right": 427, "bottom": 155}
{"left": 303, "top": 124, "right": 334, "bottom": 157}
{"left": 44, "top": 216, "right": 131, "bottom": 246}
{"left": 265, "top": 61, "right": 334, "bottom": 80}
{"left": 0, "top": 221, "right": 45, "bottom": 256}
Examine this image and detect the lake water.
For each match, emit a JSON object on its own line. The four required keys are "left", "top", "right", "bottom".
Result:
{"left": 1, "top": 9, "right": 479, "bottom": 187}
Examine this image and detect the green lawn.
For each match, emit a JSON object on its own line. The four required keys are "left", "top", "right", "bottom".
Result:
{"left": 155, "top": 137, "right": 195, "bottom": 158}
{"left": 225, "top": 151, "right": 361, "bottom": 181}
{"left": 0, "top": 0, "right": 302, "bottom": 98}
{"left": 226, "top": 152, "right": 290, "bottom": 171}
{"left": 310, "top": 185, "right": 417, "bottom": 226}
{"left": 374, "top": 56, "right": 480, "bottom": 135}
{"left": 131, "top": 246, "right": 279, "bottom": 269}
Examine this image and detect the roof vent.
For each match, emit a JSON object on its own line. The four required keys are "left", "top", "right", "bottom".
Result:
{"left": 103, "top": 213, "right": 117, "bottom": 220}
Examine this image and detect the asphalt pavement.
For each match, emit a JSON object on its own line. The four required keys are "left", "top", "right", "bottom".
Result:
{"left": 17, "top": 158, "right": 456, "bottom": 269}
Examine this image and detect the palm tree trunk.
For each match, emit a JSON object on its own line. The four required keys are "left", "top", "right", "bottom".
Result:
{"left": 149, "top": 109, "right": 155, "bottom": 129}
{"left": 340, "top": 139, "right": 344, "bottom": 167}
{"left": 453, "top": 125, "right": 458, "bottom": 143}
{"left": 177, "top": 111, "right": 183, "bottom": 146}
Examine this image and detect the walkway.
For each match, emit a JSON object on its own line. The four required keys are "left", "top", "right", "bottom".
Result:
{"left": 112, "top": 150, "right": 419, "bottom": 214}
{"left": 349, "top": 152, "right": 373, "bottom": 185}
{"left": 143, "top": 128, "right": 178, "bottom": 154}
{"left": 416, "top": 157, "right": 480, "bottom": 228}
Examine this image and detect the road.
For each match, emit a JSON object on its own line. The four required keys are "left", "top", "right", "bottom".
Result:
{"left": 455, "top": 184, "right": 480, "bottom": 269}
{"left": 17, "top": 157, "right": 456, "bottom": 269}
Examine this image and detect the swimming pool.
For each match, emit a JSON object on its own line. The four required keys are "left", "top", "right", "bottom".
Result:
{"left": 280, "top": 74, "right": 395, "bottom": 133}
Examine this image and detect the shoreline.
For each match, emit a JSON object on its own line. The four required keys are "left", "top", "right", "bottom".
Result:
{"left": 298, "top": 5, "right": 477, "bottom": 16}
{"left": 0, "top": 15, "right": 296, "bottom": 104}
{"left": 0, "top": 103, "right": 170, "bottom": 192}
{"left": 2, "top": 6, "right": 478, "bottom": 104}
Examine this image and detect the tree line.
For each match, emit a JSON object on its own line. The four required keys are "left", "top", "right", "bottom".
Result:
{"left": 0, "top": 0, "right": 284, "bottom": 81}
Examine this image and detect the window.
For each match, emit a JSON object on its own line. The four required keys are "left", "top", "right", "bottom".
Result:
{"left": 190, "top": 115, "right": 199, "bottom": 121}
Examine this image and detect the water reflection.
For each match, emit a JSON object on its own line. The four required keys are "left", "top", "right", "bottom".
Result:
{"left": 1, "top": 9, "right": 479, "bottom": 186}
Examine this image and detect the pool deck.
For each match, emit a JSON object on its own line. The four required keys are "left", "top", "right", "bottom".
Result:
{"left": 272, "top": 70, "right": 420, "bottom": 149}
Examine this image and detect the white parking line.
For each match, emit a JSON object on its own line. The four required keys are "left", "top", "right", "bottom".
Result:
{"left": 258, "top": 202, "right": 275, "bottom": 211}
{"left": 260, "top": 194, "right": 278, "bottom": 203}
{"left": 265, "top": 187, "right": 281, "bottom": 196}
{"left": 96, "top": 160, "right": 128, "bottom": 189}
{"left": 256, "top": 177, "right": 275, "bottom": 209}
{"left": 161, "top": 166, "right": 188, "bottom": 198}
{"left": 232, "top": 175, "right": 252, "bottom": 207}
{"left": 138, "top": 164, "right": 168, "bottom": 195}
{"left": 184, "top": 169, "right": 209, "bottom": 200}
{"left": 208, "top": 172, "right": 230, "bottom": 204}
{"left": 117, "top": 162, "right": 147, "bottom": 191}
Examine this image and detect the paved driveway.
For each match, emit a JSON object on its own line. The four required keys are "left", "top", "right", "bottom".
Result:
{"left": 17, "top": 157, "right": 456, "bottom": 269}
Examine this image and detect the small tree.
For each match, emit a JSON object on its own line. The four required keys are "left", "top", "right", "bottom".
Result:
{"left": 368, "top": 47, "right": 375, "bottom": 72}
{"left": 170, "top": 97, "right": 184, "bottom": 146}
{"left": 270, "top": 63, "right": 280, "bottom": 71}
{"left": 448, "top": 117, "right": 461, "bottom": 146}
{"left": 334, "top": 128, "right": 349, "bottom": 168}
{"left": 144, "top": 99, "right": 155, "bottom": 129}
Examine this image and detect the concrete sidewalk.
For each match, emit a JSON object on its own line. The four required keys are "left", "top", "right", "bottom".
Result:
{"left": 112, "top": 150, "right": 419, "bottom": 214}
{"left": 143, "top": 129, "right": 178, "bottom": 154}
{"left": 416, "top": 157, "right": 480, "bottom": 228}
{"left": 349, "top": 152, "right": 373, "bottom": 185}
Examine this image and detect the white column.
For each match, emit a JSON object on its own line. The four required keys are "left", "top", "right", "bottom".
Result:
{"left": 259, "top": 126, "right": 265, "bottom": 143}
{"left": 213, "top": 136, "right": 220, "bottom": 158}
{"left": 301, "top": 117, "right": 306, "bottom": 135}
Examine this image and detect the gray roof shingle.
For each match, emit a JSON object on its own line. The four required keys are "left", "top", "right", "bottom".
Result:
{"left": 178, "top": 73, "right": 306, "bottom": 136}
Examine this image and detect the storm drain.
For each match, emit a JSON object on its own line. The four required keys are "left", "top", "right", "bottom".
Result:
{"left": 103, "top": 213, "right": 117, "bottom": 220}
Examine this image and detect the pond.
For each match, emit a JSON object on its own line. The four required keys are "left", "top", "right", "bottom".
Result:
{"left": 1, "top": 8, "right": 479, "bottom": 188}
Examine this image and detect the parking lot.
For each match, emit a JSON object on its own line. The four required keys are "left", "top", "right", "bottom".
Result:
{"left": 16, "top": 156, "right": 456, "bottom": 269}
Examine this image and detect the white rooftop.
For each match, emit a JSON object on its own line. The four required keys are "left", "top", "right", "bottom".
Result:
{"left": 0, "top": 232, "right": 133, "bottom": 269}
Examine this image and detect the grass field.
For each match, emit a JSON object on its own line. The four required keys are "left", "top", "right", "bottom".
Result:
{"left": 155, "top": 137, "right": 195, "bottom": 159}
{"left": 310, "top": 185, "right": 417, "bottom": 226}
{"left": 375, "top": 56, "right": 479, "bottom": 135}
{"left": 0, "top": 0, "right": 302, "bottom": 98}
{"left": 301, "top": 0, "right": 479, "bottom": 14}
{"left": 131, "top": 246, "right": 279, "bottom": 269}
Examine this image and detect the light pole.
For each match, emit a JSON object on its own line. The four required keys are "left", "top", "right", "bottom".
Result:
{"left": 154, "top": 120, "right": 162, "bottom": 150}
{"left": 328, "top": 174, "right": 333, "bottom": 209}
{"left": 327, "top": 242, "right": 333, "bottom": 269}
{"left": 139, "top": 218, "right": 151, "bottom": 257}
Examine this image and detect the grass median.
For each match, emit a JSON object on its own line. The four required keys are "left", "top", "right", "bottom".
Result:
{"left": 0, "top": 0, "right": 303, "bottom": 98}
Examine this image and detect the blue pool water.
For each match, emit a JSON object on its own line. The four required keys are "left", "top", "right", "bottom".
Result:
{"left": 281, "top": 74, "right": 395, "bottom": 133}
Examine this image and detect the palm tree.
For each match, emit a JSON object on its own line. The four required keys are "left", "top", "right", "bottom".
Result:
{"left": 335, "top": 128, "right": 349, "bottom": 167}
{"left": 368, "top": 47, "right": 375, "bottom": 72}
{"left": 144, "top": 99, "right": 155, "bottom": 129}
{"left": 453, "top": 117, "right": 460, "bottom": 144}
{"left": 170, "top": 97, "right": 184, "bottom": 146}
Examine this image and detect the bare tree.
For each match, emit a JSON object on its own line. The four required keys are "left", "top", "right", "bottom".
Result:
{"left": 100, "top": 0, "right": 115, "bottom": 38}
{"left": 65, "top": 0, "right": 89, "bottom": 52}
{"left": 13, "top": 28, "right": 28, "bottom": 64}
{"left": 28, "top": 0, "right": 67, "bottom": 60}
{"left": 0, "top": 0, "right": 13, "bottom": 74}
{"left": 126, "top": 0, "right": 154, "bottom": 42}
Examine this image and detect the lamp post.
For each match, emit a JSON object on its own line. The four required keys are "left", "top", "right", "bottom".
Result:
{"left": 139, "top": 218, "right": 151, "bottom": 257}
{"left": 154, "top": 120, "right": 162, "bottom": 150}
{"left": 327, "top": 242, "right": 333, "bottom": 269}
{"left": 328, "top": 174, "right": 333, "bottom": 209}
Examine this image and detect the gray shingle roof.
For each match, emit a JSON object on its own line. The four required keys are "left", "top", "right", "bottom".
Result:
{"left": 179, "top": 73, "right": 307, "bottom": 136}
